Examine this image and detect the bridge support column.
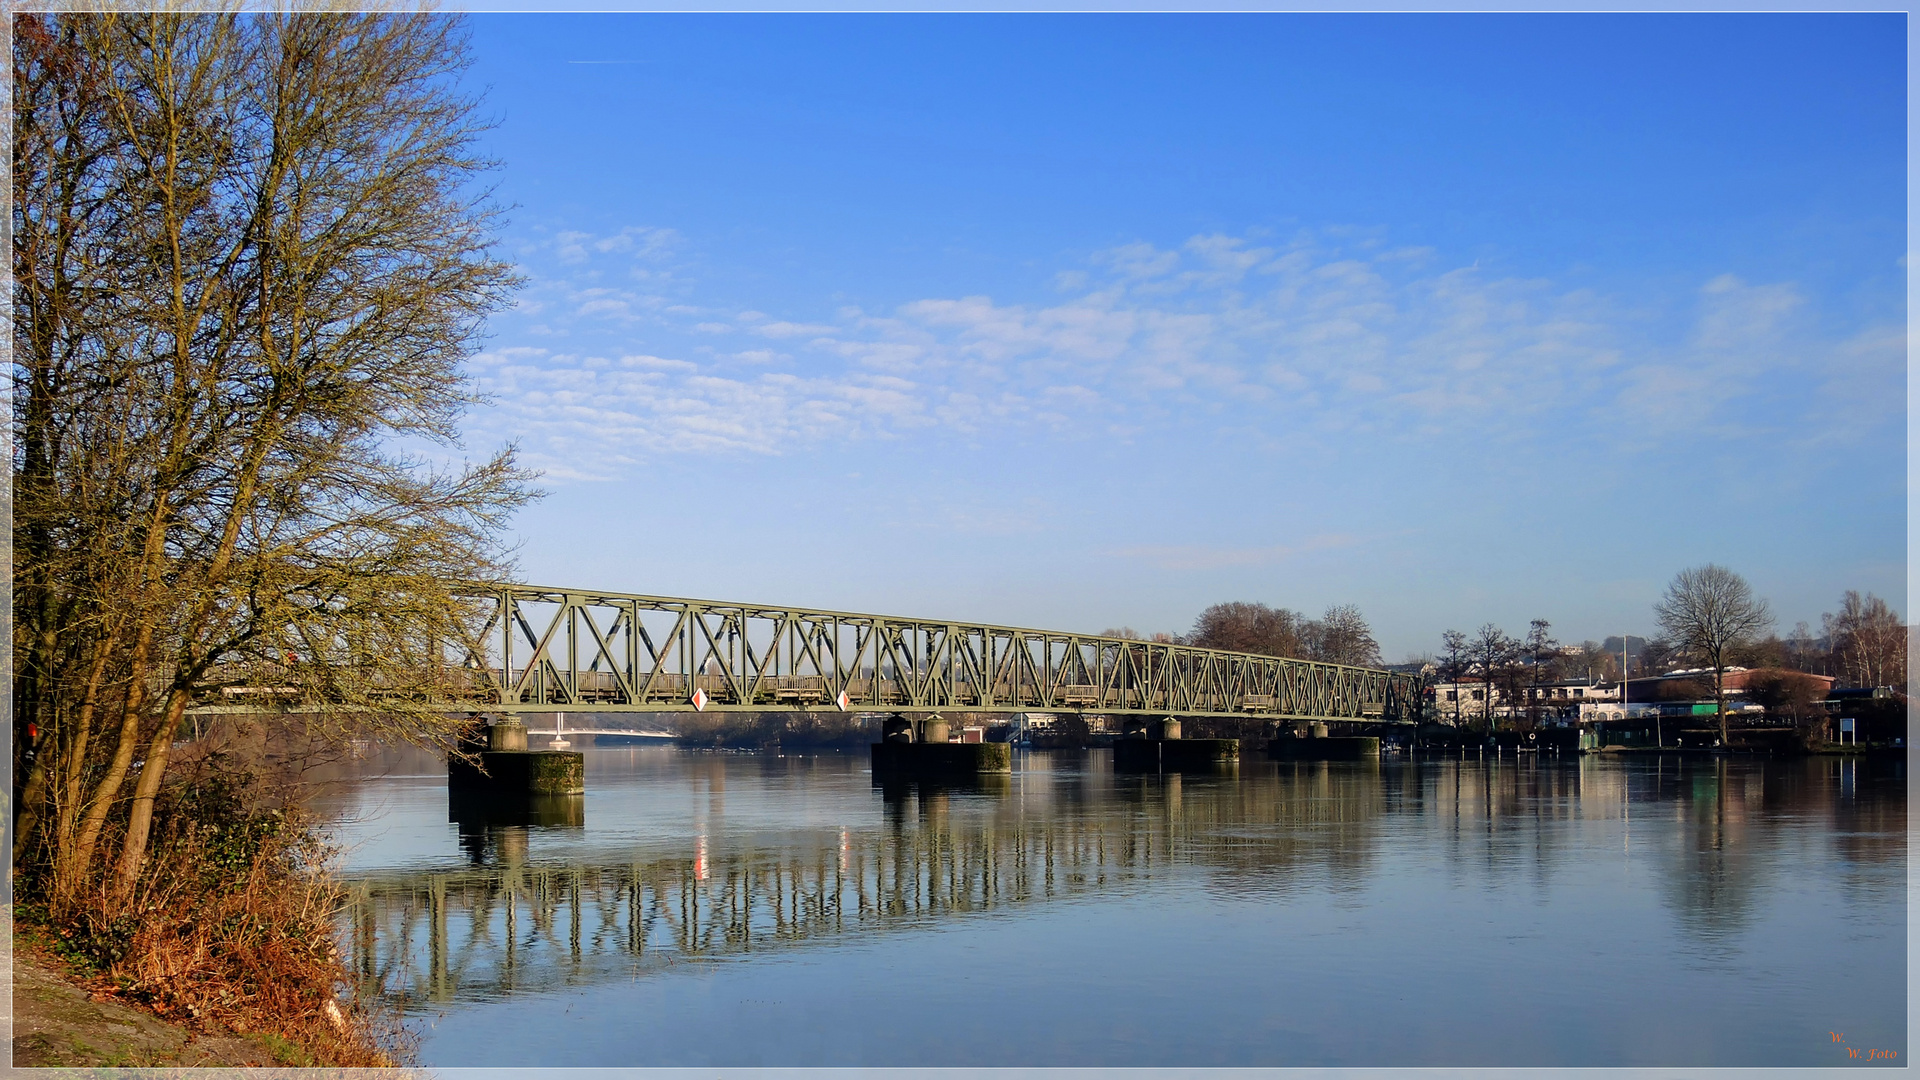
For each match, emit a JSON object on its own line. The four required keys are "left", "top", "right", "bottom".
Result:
{"left": 872, "top": 716, "right": 1009, "bottom": 777}
{"left": 1114, "top": 718, "right": 1236, "bottom": 773}
{"left": 1269, "top": 731, "right": 1379, "bottom": 761}
{"left": 488, "top": 719, "right": 528, "bottom": 751}
{"left": 451, "top": 717, "right": 585, "bottom": 796}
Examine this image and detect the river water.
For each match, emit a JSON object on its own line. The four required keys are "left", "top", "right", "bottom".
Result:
{"left": 317, "top": 746, "right": 1905, "bottom": 1068}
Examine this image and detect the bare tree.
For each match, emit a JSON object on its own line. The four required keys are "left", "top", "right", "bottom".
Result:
{"left": 1188, "top": 601, "right": 1305, "bottom": 657}
{"left": 1653, "top": 565, "right": 1773, "bottom": 746}
{"left": 1639, "top": 634, "right": 1682, "bottom": 676}
{"left": 1304, "top": 604, "right": 1381, "bottom": 667}
{"left": 1571, "top": 640, "right": 1614, "bottom": 681}
{"left": 1730, "top": 633, "right": 1787, "bottom": 670}
{"left": 1522, "top": 619, "right": 1558, "bottom": 726}
{"left": 1469, "top": 623, "right": 1517, "bottom": 732}
{"left": 1439, "top": 629, "right": 1468, "bottom": 726}
{"left": 1100, "top": 626, "right": 1177, "bottom": 644}
{"left": 1823, "top": 591, "right": 1906, "bottom": 690}
{"left": 1744, "top": 668, "right": 1832, "bottom": 749}
{"left": 13, "top": 13, "right": 534, "bottom": 895}
{"left": 1783, "top": 620, "right": 1830, "bottom": 676}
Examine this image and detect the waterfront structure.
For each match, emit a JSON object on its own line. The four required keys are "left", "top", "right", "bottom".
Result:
{"left": 1430, "top": 666, "right": 1843, "bottom": 728}
{"left": 1428, "top": 677, "right": 1620, "bottom": 722}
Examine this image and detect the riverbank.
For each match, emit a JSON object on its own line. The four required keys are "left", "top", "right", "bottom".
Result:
{"left": 11, "top": 923, "right": 296, "bottom": 1067}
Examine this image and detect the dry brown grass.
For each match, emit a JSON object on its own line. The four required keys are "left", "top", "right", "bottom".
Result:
{"left": 41, "top": 776, "right": 410, "bottom": 1067}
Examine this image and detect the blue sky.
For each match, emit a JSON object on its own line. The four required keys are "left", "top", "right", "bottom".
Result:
{"left": 451, "top": 14, "right": 1905, "bottom": 659}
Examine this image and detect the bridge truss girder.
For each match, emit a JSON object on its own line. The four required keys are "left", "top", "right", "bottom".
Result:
{"left": 451, "top": 585, "right": 1422, "bottom": 724}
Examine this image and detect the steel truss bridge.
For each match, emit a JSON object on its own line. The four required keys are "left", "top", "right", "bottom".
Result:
{"left": 446, "top": 584, "right": 1421, "bottom": 724}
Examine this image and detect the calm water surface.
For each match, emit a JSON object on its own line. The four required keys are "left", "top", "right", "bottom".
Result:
{"left": 317, "top": 747, "right": 1905, "bottom": 1068}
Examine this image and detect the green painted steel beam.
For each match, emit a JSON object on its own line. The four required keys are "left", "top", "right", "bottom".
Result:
{"left": 188, "top": 582, "right": 1426, "bottom": 725}
{"left": 455, "top": 583, "right": 1423, "bottom": 724}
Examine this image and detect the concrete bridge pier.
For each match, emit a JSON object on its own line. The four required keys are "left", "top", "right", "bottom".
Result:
{"left": 450, "top": 716, "right": 586, "bottom": 796}
{"left": 1268, "top": 720, "right": 1379, "bottom": 761}
{"left": 489, "top": 718, "right": 528, "bottom": 751}
{"left": 871, "top": 713, "right": 1010, "bottom": 776}
{"left": 1114, "top": 716, "right": 1238, "bottom": 772}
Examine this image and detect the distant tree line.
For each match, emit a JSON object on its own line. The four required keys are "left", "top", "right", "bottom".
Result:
{"left": 1105, "top": 600, "right": 1383, "bottom": 668}
{"left": 1630, "top": 587, "right": 1903, "bottom": 692}
{"left": 1433, "top": 563, "right": 1907, "bottom": 743}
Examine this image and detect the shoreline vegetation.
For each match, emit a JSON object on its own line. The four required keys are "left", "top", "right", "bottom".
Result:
{"left": 11, "top": 770, "right": 410, "bottom": 1067}
{"left": 13, "top": 924, "right": 271, "bottom": 1068}
{"left": 15, "top": 12, "right": 535, "bottom": 1071}
{"left": 11, "top": 918, "right": 412, "bottom": 1072}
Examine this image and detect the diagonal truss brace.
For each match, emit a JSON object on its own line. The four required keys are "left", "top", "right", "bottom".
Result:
{"left": 452, "top": 584, "right": 1424, "bottom": 723}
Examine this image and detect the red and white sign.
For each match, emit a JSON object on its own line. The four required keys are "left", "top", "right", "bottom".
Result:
{"left": 836, "top": 689, "right": 851, "bottom": 712}
{"left": 691, "top": 688, "right": 708, "bottom": 712}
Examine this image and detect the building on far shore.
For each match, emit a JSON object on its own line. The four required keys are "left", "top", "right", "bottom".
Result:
{"left": 1428, "top": 676, "right": 1620, "bottom": 723}
{"left": 1425, "top": 667, "right": 1838, "bottom": 725}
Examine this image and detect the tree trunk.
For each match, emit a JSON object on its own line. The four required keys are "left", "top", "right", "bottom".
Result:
{"left": 13, "top": 739, "right": 52, "bottom": 865}
{"left": 55, "top": 634, "right": 119, "bottom": 856}
{"left": 116, "top": 684, "right": 190, "bottom": 890}
{"left": 65, "top": 623, "right": 154, "bottom": 891}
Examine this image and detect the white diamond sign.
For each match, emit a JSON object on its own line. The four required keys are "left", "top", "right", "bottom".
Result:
{"left": 836, "top": 689, "right": 851, "bottom": 712}
{"left": 691, "top": 688, "right": 708, "bottom": 712}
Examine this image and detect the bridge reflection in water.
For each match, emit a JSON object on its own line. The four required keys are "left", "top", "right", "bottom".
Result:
{"left": 339, "top": 752, "right": 1902, "bottom": 1011}
{"left": 344, "top": 758, "right": 1351, "bottom": 1005}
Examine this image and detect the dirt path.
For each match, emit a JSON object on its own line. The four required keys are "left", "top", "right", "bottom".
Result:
{"left": 10, "top": 928, "right": 289, "bottom": 1068}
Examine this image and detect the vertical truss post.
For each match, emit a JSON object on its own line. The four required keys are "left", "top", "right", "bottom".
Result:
{"left": 438, "top": 583, "right": 1420, "bottom": 725}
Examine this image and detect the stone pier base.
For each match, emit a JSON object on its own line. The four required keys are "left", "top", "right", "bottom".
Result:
{"left": 1268, "top": 736, "right": 1379, "bottom": 761}
{"left": 1113, "top": 738, "right": 1239, "bottom": 772}
{"left": 449, "top": 749, "right": 586, "bottom": 795}
{"left": 870, "top": 741, "right": 1012, "bottom": 776}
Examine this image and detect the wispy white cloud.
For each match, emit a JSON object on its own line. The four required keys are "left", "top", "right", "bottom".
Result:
{"left": 1692, "top": 274, "right": 1802, "bottom": 350}
{"left": 755, "top": 321, "right": 839, "bottom": 339}
{"left": 552, "top": 225, "right": 679, "bottom": 264}
{"left": 594, "top": 226, "right": 679, "bottom": 258}
{"left": 474, "top": 225, "right": 1897, "bottom": 484}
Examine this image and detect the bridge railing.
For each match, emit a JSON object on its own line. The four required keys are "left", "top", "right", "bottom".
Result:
{"left": 429, "top": 584, "right": 1422, "bottom": 723}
